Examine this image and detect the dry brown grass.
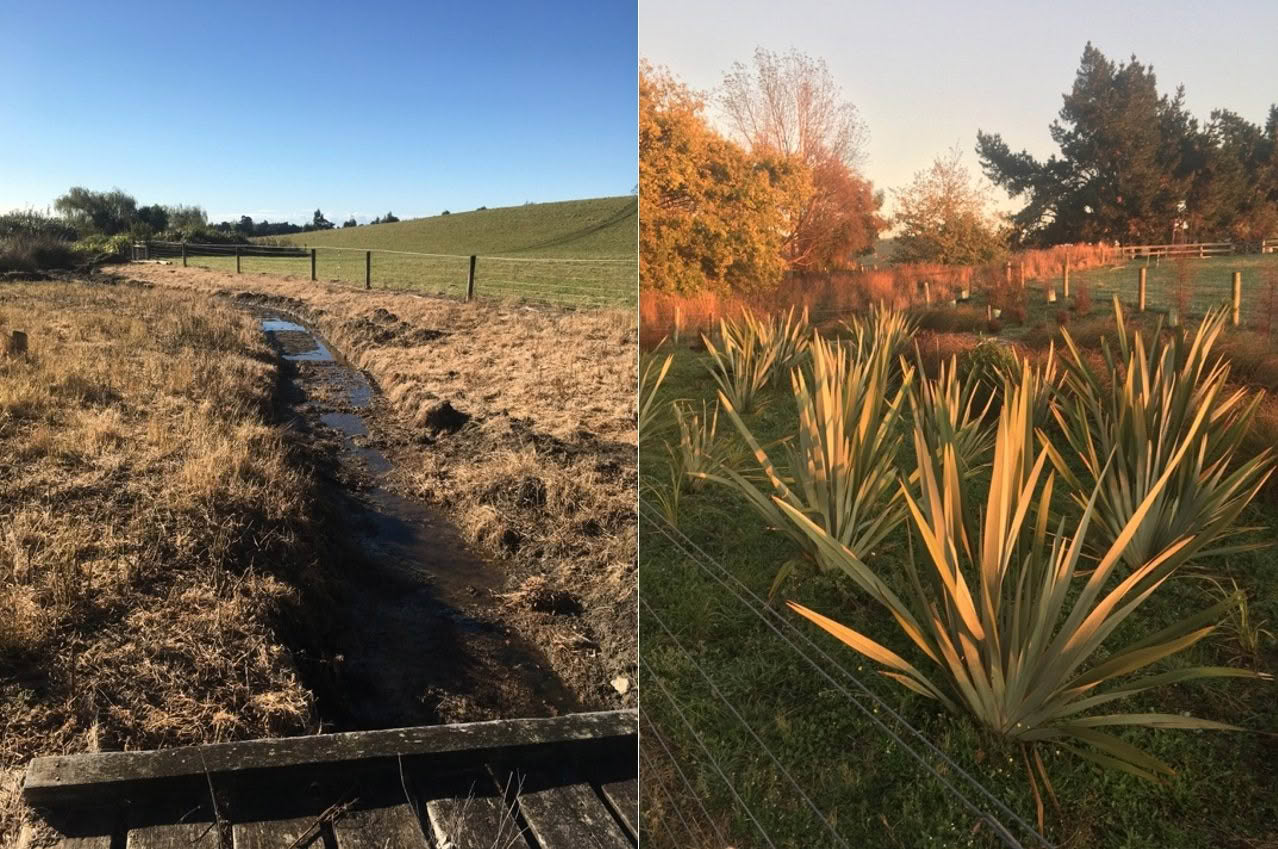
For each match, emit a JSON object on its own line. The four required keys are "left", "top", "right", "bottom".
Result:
{"left": 107, "top": 264, "right": 638, "bottom": 705}
{"left": 0, "top": 281, "right": 325, "bottom": 844}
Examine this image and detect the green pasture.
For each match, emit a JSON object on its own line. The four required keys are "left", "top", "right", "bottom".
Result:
{"left": 179, "top": 248, "right": 633, "bottom": 307}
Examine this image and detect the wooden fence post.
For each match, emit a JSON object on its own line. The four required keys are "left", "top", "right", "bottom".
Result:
{"left": 182, "top": 242, "right": 187, "bottom": 267}
{"left": 310, "top": 249, "right": 317, "bottom": 282}
{"left": 923, "top": 280, "right": 931, "bottom": 305}
{"left": 1018, "top": 263, "right": 1025, "bottom": 289}
{"left": 1232, "top": 271, "right": 1242, "bottom": 326}
{"left": 1138, "top": 266, "right": 1147, "bottom": 311}
{"left": 1004, "top": 261, "right": 1012, "bottom": 285}
{"left": 466, "top": 255, "right": 477, "bottom": 301}
{"left": 365, "top": 251, "right": 371, "bottom": 290}
{"left": 235, "top": 246, "right": 241, "bottom": 274}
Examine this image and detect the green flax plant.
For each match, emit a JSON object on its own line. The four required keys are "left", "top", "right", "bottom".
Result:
{"left": 707, "top": 328, "right": 914, "bottom": 599}
{"left": 782, "top": 361, "right": 1268, "bottom": 804}
{"left": 1044, "top": 299, "right": 1274, "bottom": 571}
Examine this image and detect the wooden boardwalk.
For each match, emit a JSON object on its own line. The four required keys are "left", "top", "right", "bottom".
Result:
{"left": 23, "top": 710, "right": 637, "bottom": 848}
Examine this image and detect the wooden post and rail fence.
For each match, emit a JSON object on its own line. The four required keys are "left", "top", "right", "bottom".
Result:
{"left": 131, "top": 240, "right": 628, "bottom": 306}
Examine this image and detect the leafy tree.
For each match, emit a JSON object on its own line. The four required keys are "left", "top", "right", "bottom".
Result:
{"left": 441, "top": 210, "right": 450, "bottom": 215}
{"left": 893, "top": 146, "right": 1006, "bottom": 264}
{"left": 719, "top": 47, "right": 883, "bottom": 268}
{"left": 977, "top": 43, "right": 1193, "bottom": 245}
{"left": 135, "top": 204, "right": 169, "bottom": 234}
{"left": 312, "top": 209, "right": 334, "bottom": 230}
{"left": 166, "top": 204, "right": 208, "bottom": 232}
{"left": 236, "top": 215, "right": 255, "bottom": 235}
{"left": 640, "top": 62, "right": 807, "bottom": 294}
{"left": 342, "top": 217, "right": 358, "bottom": 228}
{"left": 382, "top": 211, "right": 399, "bottom": 223}
{"left": 54, "top": 187, "right": 138, "bottom": 236}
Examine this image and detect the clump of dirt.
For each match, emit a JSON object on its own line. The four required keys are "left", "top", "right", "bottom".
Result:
{"left": 349, "top": 308, "right": 447, "bottom": 347}
{"left": 502, "top": 576, "right": 585, "bottom": 616}
{"left": 424, "top": 400, "right": 471, "bottom": 433}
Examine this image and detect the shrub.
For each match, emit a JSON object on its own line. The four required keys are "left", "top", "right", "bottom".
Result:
{"left": 0, "top": 233, "right": 82, "bottom": 273}
{"left": 709, "top": 329, "right": 914, "bottom": 597}
{"left": 1073, "top": 280, "right": 1092, "bottom": 315}
{"left": 785, "top": 363, "right": 1268, "bottom": 797}
{"left": 1047, "top": 300, "right": 1275, "bottom": 570}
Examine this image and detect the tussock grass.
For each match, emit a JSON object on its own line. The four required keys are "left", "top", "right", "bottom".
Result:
{"left": 0, "top": 282, "right": 324, "bottom": 844}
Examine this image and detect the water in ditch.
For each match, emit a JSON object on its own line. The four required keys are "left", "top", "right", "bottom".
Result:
{"left": 258, "top": 313, "right": 580, "bottom": 730}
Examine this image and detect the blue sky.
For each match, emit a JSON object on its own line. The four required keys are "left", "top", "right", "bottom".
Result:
{"left": 641, "top": 0, "right": 1278, "bottom": 217}
{"left": 0, "top": 0, "right": 637, "bottom": 224}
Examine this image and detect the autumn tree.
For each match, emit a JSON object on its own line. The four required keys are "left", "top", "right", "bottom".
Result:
{"left": 639, "top": 61, "right": 808, "bottom": 294}
{"left": 719, "top": 48, "right": 883, "bottom": 269}
{"left": 893, "top": 146, "right": 1005, "bottom": 265}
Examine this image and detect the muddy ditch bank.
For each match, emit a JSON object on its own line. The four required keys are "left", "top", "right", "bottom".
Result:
{"left": 256, "top": 310, "right": 583, "bottom": 728}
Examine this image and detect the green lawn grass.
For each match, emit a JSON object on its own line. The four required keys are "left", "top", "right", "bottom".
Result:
{"left": 270, "top": 195, "right": 637, "bottom": 260}
{"left": 179, "top": 196, "right": 637, "bottom": 307}
{"left": 1028, "top": 254, "right": 1278, "bottom": 326}
{"left": 639, "top": 338, "right": 1278, "bottom": 849}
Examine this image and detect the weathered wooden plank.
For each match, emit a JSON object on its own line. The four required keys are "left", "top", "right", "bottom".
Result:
{"left": 232, "top": 815, "right": 326, "bottom": 849}
{"left": 427, "top": 794, "right": 527, "bottom": 849}
{"left": 331, "top": 802, "right": 430, "bottom": 849}
{"left": 25, "top": 710, "right": 636, "bottom": 808}
{"left": 50, "top": 834, "right": 113, "bottom": 849}
{"left": 516, "top": 776, "right": 632, "bottom": 849}
{"left": 600, "top": 778, "right": 638, "bottom": 837}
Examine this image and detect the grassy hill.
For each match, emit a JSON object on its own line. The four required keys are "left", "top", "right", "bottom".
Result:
{"left": 269, "top": 195, "right": 636, "bottom": 260}
{"left": 182, "top": 196, "right": 636, "bottom": 306}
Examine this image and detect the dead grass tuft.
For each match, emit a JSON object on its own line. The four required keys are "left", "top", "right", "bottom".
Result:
{"left": 0, "top": 281, "right": 324, "bottom": 843}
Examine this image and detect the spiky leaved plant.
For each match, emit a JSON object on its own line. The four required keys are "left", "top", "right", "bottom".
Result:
{"left": 907, "top": 349, "right": 995, "bottom": 480}
{"left": 670, "top": 398, "right": 742, "bottom": 492}
{"left": 1045, "top": 299, "right": 1274, "bottom": 570}
{"left": 706, "top": 329, "right": 914, "bottom": 598}
{"left": 751, "top": 304, "right": 812, "bottom": 386}
{"left": 841, "top": 303, "right": 918, "bottom": 370}
{"left": 638, "top": 353, "right": 673, "bottom": 444}
{"left": 702, "top": 312, "right": 779, "bottom": 415}
{"left": 782, "top": 361, "right": 1268, "bottom": 805}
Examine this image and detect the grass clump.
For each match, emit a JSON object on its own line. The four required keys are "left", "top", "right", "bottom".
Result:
{"left": 0, "top": 282, "right": 327, "bottom": 844}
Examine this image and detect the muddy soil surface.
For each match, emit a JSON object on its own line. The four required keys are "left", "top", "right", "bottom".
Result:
{"left": 257, "top": 311, "right": 581, "bottom": 729}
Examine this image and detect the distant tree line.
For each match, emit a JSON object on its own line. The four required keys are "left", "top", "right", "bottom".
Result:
{"left": 978, "top": 42, "right": 1278, "bottom": 246}
{"left": 26, "top": 188, "right": 415, "bottom": 244}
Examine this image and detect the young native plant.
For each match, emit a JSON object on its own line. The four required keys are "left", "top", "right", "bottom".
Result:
{"left": 906, "top": 348, "right": 995, "bottom": 480}
{"left": 749, "top": 304, "right": 812, "bottom": 386}
{"left": 782, "top": 363, "right": 1269, "bottom": 816}
{"left": 669, "top": 398, "right": 743, "bottom": 492}
{"left": 841, "top": 302, "right": 918, "bottom": 369}
{"left": 638, "top": 353, "right": 673, "bottom": 444}
{"left": 702, "top": 312, "right": 779, "bottom": 414}
{"left": 1045, "top": 299, "right": 1275, "bottom": 571}
{"left": 706, "top": 328, "right": 914, "bottom": 598}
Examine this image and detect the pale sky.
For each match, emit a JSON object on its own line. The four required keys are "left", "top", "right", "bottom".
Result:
{"left": 641, "top": 0, "right": 1278, "bottom": 219}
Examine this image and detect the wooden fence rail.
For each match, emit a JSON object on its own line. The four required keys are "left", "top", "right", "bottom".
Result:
{"left": 1118, "top": 241, "right": 1235, "bottom": 259}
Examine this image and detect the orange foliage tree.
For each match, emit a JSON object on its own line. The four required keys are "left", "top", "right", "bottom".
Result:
{"left": 639, "top": 62, "right": 808, "bottom": 294}
{"left": 719, "top": 48, "right": 885, "bottom": 270}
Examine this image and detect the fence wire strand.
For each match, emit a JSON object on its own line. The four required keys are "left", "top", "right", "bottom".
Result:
{"left": 639, "top": 498, "right": 1051, "bottom": 849}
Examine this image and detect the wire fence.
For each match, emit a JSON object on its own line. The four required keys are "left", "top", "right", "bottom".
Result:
{"left": 134, "top": 241, "right": 634, "bottom": 309}
{"left": 638, "top": 498, "right": 1052, "bottom": 849}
